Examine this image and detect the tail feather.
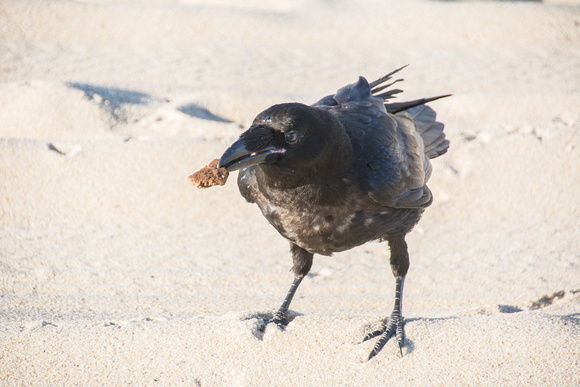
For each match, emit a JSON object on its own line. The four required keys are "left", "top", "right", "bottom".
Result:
{"left": 370, "top": 79, "right": 403, "bottom": 95}
{"left": 400, "top": 104, "right": 449, "bottom": 159}
{"left": 369, "top": 68, "right": 450, "bottom": 160}
{"left": 374, "top": 88, "right": 404, "bottom": 100}
{"left": 424, "top": 129, "right": 449, "bottom": 159}
{"left": 384, "top": 95, "right": 451, "bottom": 114}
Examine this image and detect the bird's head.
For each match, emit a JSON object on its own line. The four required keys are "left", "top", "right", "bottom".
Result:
{"left": 218, "top": 103, "right": 336, "bottom": 172}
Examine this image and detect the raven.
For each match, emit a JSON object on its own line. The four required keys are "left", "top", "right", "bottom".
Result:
{"left": 218, "top": 66, "right": 449, "bottom": 359}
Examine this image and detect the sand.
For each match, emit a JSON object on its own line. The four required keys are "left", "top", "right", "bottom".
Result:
{"left": 1, "top": 0, "right": 579, "bottom": 385}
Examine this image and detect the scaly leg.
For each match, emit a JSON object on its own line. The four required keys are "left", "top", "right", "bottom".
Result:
{"left": 363, "top": 276, "right": 406, "bottom": 359}
{"left": 272, "top": 243, "right": 313, "bottom": 328}
{"left": 272, "top": 275, "right": 305, "bottom": 327}
{"left": 363, "top": 236, "right": 410, "bottom": 359}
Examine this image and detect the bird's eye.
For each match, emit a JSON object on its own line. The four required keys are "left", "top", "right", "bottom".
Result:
{"left": 285, "top": 131, "right": 299, "bottom": 144}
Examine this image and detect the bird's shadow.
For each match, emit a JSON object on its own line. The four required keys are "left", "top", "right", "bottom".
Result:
{"left": 403, "top": 316, "right": 457, "bottom": 356}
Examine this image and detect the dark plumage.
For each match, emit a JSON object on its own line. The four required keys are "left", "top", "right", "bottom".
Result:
{"left": 218, "top": 66, "right": 449, "bottom": 359}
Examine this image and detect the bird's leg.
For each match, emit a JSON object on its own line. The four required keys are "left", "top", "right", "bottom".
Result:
{"left": 272, "top": 243, "right": 313, "bottom": 328}
{"left": 363, "top": 236, "right": 409, "bottom": 360}
{"left": 272, "top": 275, "right": 304, "bottom": 328}
{"left": 364, "top": 276, "right": 406, "bottom": 359}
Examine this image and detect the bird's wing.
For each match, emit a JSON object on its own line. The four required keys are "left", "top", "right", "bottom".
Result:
{"left": 363, "top": 113, "right": 433, "bottom": 209}
{"left": 319, "top": 76, "right": 433, "bottom": 209}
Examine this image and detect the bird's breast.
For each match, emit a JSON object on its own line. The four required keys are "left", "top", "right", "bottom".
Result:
{"left": 257, "top": 199, "right": 358, "bottom": 255}
{"left": 253, "top": 186, "right": 421, "bottom": 256}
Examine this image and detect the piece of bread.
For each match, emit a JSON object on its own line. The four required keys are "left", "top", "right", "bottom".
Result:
{"left": 189, "top": 159, "right": 229, "bottom": 188}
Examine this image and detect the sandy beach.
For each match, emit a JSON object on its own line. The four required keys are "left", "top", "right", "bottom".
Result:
{"left": 1, "top": 0, "right": 579, "bottom": 385}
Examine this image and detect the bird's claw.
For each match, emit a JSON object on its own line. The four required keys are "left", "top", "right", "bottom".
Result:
{"left": 363, "top": 312, "right": 405, "bottom": 360}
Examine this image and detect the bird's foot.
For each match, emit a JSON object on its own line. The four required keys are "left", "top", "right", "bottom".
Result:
{"left": 271, "top": 310, "right": 288, "bottom": 330}
{"left": 362, "top": 311, "right": 405, "bottom": 360}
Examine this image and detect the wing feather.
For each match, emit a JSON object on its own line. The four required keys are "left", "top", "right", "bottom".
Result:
{"left": 314, "top": 75, "right": 437, "bottom": 209}
{"left": 311, "top": 69, "right": 448, "bottom": 209}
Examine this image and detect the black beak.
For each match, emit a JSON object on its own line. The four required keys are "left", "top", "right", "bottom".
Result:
{"left": 218, "top": 137, "right": 285, "bottom": 172}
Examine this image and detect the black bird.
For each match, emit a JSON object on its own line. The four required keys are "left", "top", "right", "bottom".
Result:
{"left": 218, "top": 66, "right": 449, "bottom": 360}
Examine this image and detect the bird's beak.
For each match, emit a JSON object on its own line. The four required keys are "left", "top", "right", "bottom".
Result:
{"left": 218, "top": 137, "right": 285, "bottom": 172}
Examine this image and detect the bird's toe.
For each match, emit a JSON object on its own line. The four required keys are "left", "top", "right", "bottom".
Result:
{"left": 363, "top": 313, "right": 405, "bottom": 360}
